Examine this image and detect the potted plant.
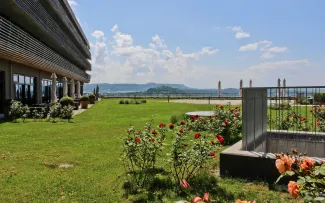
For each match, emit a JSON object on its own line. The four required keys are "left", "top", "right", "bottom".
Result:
{"left": 59, "top": 96, "right": 74, "bottom": 107}
{"left": 80, "top": 96, "right": 89, "bottom": 109}
{"left": 89, "top": 94, "right": 96, "bottom": 104}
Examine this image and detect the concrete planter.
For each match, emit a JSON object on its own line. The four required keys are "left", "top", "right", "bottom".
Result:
{"left": 80, "top": 101, "right": 89, "bottom": 109}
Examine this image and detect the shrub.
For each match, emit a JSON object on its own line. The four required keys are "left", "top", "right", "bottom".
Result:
{"left": 60, "top": 105, "right": 74, "bottom": 120}
{"left": 313, "top": 92, "right": 325, "bottom": 104}
{"left": 80, "top": 96, "right": 89, "bottom": 101}
{"left": 59, "top": 96, "right": 74, "bottom": 107}
{"left": 170, "top": 115, "right": 179, "bottom": 124}
{"left": 48, "top": 103, "right": 61, "bottom": 122}
{"left": 135, "top": 100, "right": 140, "bottom": 104}
{"left": 269, "top": 102, "right": 292, "bottom": 110}
{"left": 121, "top": 118, "right": 167, "bottom": 187}
{"left": 169, "top": 126, "right": 219, "bottom": 182}
{"left": 141, "top": 99, "right": 147, "bottom": 103}
{"left": 125, "top": 100, "right": 129, "bottom": 104}
{"left": 119, "top": 100, "right": 125, "bottom": 104}
{"left": 208, "top": 104, "right": 242, "bottom": 145}
{"left": 89, "top": 94, "right": 96, "bottom": 99}
{"left": 21, "top": 105, "right": 30, "bottom": 122}
{"left": 9, "top": 100, "right": 23, "bottom": 121}
{"left": 275, "top": 149, "right": 325, "bottom": 201}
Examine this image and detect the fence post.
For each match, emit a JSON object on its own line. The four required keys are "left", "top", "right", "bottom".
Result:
{"left": 208, "top": 96, "right": 211, "bottom": 105}
{"left": 168, "top": 95, "right": 170, "bottom": 103}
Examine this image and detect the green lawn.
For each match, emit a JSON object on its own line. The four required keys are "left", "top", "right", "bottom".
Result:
{"left": 0, "top": 100, "right": 298, "bottom": 202}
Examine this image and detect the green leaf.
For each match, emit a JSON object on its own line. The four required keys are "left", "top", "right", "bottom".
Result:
{"left": 297, "top": 177, "right": 305, "bottom": 185}
{"left": 275, "top": 174, "right": 284, "bottom": 184}
{"left": 320, "top": 165, "right": 325, "bottom": 176}
{"left": 314, "top": 197, "right": 325, "bottom": 201}
{"left": 286, "top": 170, "right": 295, "bottom": 176}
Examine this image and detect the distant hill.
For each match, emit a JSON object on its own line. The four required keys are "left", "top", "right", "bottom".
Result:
{"left": 83, "top": 83, "right": 240, "bottom": 96}
{"left": 83, "top": 83, "right": 193, "bottom": 93}
{"left": 146, "top": 85, "right": 185, "bottom": 94}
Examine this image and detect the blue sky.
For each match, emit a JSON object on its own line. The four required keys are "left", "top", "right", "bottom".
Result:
{"left": 69, "top": 0, "right": 325, "bottom": 88}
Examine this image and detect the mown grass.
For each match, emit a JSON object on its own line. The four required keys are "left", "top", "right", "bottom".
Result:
{"left": 0, "top": 99, "right": 299, "bottom": 202}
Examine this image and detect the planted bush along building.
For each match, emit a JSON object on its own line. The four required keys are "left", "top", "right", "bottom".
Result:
{"left": 0, "top": 0, "right": 91, "bottom": 113}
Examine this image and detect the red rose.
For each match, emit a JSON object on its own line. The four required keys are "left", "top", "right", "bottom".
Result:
{"left": 159, "top": 123, "right": 166, "bottom": 127}
{"left": 194, "top": 133, "right": 201, "bottom": 139}
{"left": 179, "top": 129, "right": 184, "bottom": 133}
{"left": 135, "top": 137, "right": 141, "bottom": 143}
{"left": 234, "top": 113, "right": 239, "bottom": 117}
{"left": 151, "top": 138, "right": 155, "bottom": 142}
{"left": 209, "top": 116, "right": 212, "bottom": 120}
{"left": 184, "top": 144, "right": 188, "bottom": 147}
{"left": 220, "top": 106, "right": 224, "bottom": 109}
{"left": 230, "top": 109, "right": 234, "bottom": 113}
{"left": 195, "top": 114, "right": 199, "bottom": 118}
{"left": 191, "top": 115, "right": 195, "bottom": 120}
{"left": 180, "top": 121, "right": 185, "bottom": 125}
{"left": 235, "top": 106, "right": 239, "bottom": 109}
{"left": 215, "top": 115, "right": 219, "bottom": 118}
{"left": 169, "top": 124, "right": 175, "bottom": 129}
{"left": 317, "top": 122, "right": 320, "bottom": 126}
{"left": 217, "top": 135, "right": 224, "bottom": 144}
{"left": 152, "top": 130, "right": 158, "bottom": 135}
{"left": 210, "top": 152, "right": 216, "bottom": 158}
{"left": 224, "top": 120, "right": 229, "bottom": 125}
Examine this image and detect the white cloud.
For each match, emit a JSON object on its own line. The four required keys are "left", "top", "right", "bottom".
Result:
{"left": 151, "top": 35, "right": 166, "bottom": 48}
{"left": 248, "top": 59, "right": 309, "bottom": 71}
{"left": 265, "top": 46, "right": 288, "bottom": 53}
{"left": 230, "top": 26, "right": 250, "bottom": 39}
{"left": 235, "top": 32, "right": 250, "bottom": 39}
{"left": 68, "top": 0, "right": 78, "bottom": 7}
{"left": 239, "top": 40, "right": 287, "bottom": 59}
{"left": 91, "top": 30, "right": 105, "bottom": 39}
{"left": 239, "top": 43, "right": 259, "bottom": 51}
{"left": 88, "top": 25, "right": 219, "bottom": 87}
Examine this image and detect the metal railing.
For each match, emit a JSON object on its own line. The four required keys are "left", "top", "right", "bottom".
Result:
{"left": 242, "top": 86, "right": 325, "bottom": 158}
{"left": 101, "top": 92, "right": 241, "bottom": 99}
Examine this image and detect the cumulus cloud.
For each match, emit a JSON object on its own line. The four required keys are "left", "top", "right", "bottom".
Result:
{"left": 239, "top": 40, "right": 287, "bottom": 59}
{"left": 88, "top": 25, "right": 219, "bottom": 87}
{"left": 230, "top": 26, "right": 250, "bottom": 39}
{"left": 91, "top": 30, "right": 105, "bottom": 39}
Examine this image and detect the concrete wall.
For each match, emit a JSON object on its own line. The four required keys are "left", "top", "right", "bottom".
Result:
{"left": 267, "top": 131, "right": 325, "bottom": 158}
{"left": 242, "top": 88, "right": 268, "bottom": 151}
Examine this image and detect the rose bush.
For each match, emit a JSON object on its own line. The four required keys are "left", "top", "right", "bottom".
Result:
{"left": 275, "top": 149, "right": 325, "bottom": 201}
{"left": 207, "top": 104, "right": 242, "bottom": 145}
{"left": 121, "top": 118, "right": 167, "bottom": 187}
{"left": 168, "top": 122, "right": 220, "bottom": 183}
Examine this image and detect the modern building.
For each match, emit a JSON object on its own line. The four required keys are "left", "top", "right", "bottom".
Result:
{"left": 0, "top": 0, "right": 91, "bottom": 113}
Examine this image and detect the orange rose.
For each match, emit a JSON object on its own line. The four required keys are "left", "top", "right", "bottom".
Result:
{"left": 275, "top": 155, "right": 294, "bottom": 173}
{"left": 300, "top": 157, "right": 314, "bottom": 170}
{"left": 288, "top": 181, "right": 299, "bottom": 198}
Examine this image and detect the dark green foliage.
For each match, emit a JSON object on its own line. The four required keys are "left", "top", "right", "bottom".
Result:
{"left": 59, "top": 96, "right": 74, "bottom": 107}
{"left": 170, "top": 115, "right": 178, "bottom": 124}
{"left": 89, "top": 94, "right": 96, "bottom": 99}
{"left": 125, "top": 100, "right": 129, "bottom": 104}
{"left": 80, "top": 96, "right": 89, "bottom": 101}
{"left": 140, "top": 99, "right": 147, "bottom": 103}
{"left": 119, "top": 100, "right": 125, "bottom": 104}
{"left": 313, "top": 93, "right": 325, "bottom": 104}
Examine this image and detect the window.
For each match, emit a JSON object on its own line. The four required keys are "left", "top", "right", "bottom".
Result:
{"left": 13, "top": 74, "right": 36, "bottom": 105}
